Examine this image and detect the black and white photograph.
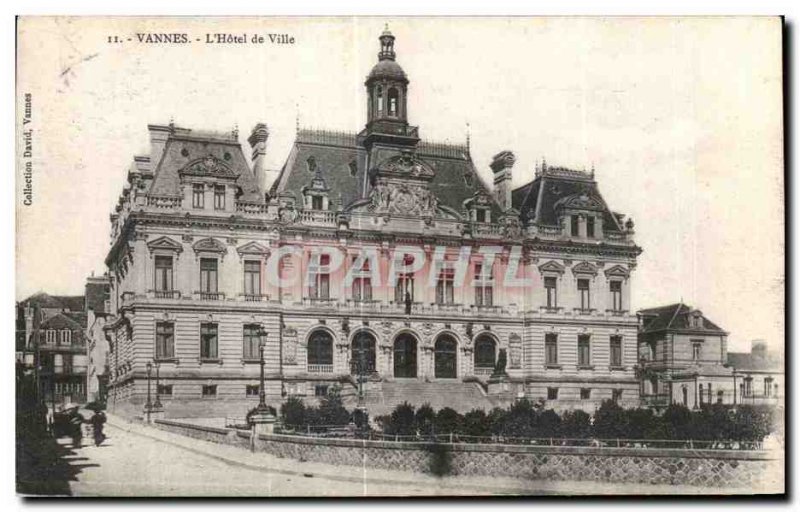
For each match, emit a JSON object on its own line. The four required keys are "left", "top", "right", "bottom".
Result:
{"left": 13, "top": 15, "right": 785, "bottom": 497}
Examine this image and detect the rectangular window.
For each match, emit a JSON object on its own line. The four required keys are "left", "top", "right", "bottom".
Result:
{"left": 59, "top": 330, "right": 71, "bottom": 345}
{"left": 436, "top": 267, "right": 455, "bottom": 305}
{"left": 586, "top": 216, "right": 595, "bottom": 238}
{"left": 544, "top": 276, "right": 558, "bottom": 308}
{"left": 46, "top": 330, "right": 56, "bottom": 344}
{"left": 764, "top": 377, "right": 773, "bottom": 397}
{"left": 311, "top": 195, "right": 323, "bottom": 210}
{"left": 571, "top": 215, "right": 579, "bottom": 236}
{"left": 609, "top": 280, "right": 622, "bottom": 311}
{"left": 547, "top": 387, "right": 559, "bottom": 400}
{"left": 308, "top": 254, "right": 331, "bottom": 299}
{"left": 158, "top": 384, "right": 173, "bottom": 396}
{"left": 395, "top": 273, "right": 415, "bottom": 303}
{"left": 610, "top": 336, "right": 623, "bottom": 367}
{"left": 243, "top": 260, "right": 261, "bottom": 296}
{"left": 577, "top": 278, "right": 591, "bottom": 310}
{"left": 246, "top": 384, "right": 260, "bottom": 397}
{"left": 580, "top": 388, "right": 591, "bottom": 400}
{"left": 578, "top": 335, "right": 591, "bottom": 367}
{"left": 214, "top": 185, "right": 225, "bottom": 210}
{"left": 545, "top": 333, "right": 558, "bottom": 365}
{"left": 692, "top": 341, "right": 702, "bottom": 361}
{"left": 200, "top": 258, "right": 218, "bottom": 294}
{"left": 314, "top": 384, "right": 329, "bottom": 397}
{"left": 243, "top": 324, "right": 260, "bottom": 360}
{"left": 474, "top": 263, "right": 494, "bottom": 307}
{"left": 154, "top": 255, "right": 174, "bottom": 292}
{"left": 475, "top": 209, "right": 486, "bottom": 223}
{"left": 201, "top": 385, "right": 217, "bottom": 397}
{"left": 192, "top": 184, "right": 204, "bottom": 208}
{"left": 352, "top": 277, "right": 372, "bottom": 302}
{"left": 200, "top": 323, "right": 218, "bottom": 360}
{"left": 156, "top": 322, "right": 175, "bottom": 360}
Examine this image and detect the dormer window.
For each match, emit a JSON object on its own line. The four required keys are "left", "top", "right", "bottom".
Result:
{"left": 586, "top": 216, "right": 595, "bottom": 238}
{"left": 312, "top": 195, "right": 323, "bottom": 210}
{"left": 214, "top": 185, "right": 225, "bottom": 210}
{"left": 192, "top": 184, "right": 204, "bottom": 209}
{"left": 306, "top": 156, "right": 317, "bottom": 173}
{"left": 46, "top": 329, "right": 56, "bottom": 344}
{"left": 570, "top": 215, "right": 579, "bottom": 236}
{"left": 59, "top": 329, "right": 71, "bottom": 345}
{"left": 476, "top": 209, "right": 486, "bottom": 223}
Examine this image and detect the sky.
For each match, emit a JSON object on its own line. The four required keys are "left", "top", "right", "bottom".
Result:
{"left": 15, "top": 16, "right": 784, "bottom": 353}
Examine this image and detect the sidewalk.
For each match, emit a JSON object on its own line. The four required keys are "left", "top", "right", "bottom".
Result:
{"left": 106, "top": 414, "right": 760, "bottom": 496}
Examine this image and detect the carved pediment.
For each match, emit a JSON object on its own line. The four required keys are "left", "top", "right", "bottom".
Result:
{"left": 538, "top": 260, "right": 565, "bottom": 275}
{"left": 555, "top": 191, "right": 604, "bottom": 212}
{"left": 192, "top": 237, "right": 227, "bottom": 255}
{"left": 572, "top": 261, "right": 599, "bottom": 276}
{"left": 372, "top": 153, "right": 435, "bottom": 181}
{"left": 368, "top": 181, "right": 438, "bottom": 217}
{"left": 604, "top": 264, "right": 630, "bottom": 279}
{"left": 464, "top": 190, "right": 493, "bottom": 209}
{"left": 146, "top": 236, "right": 183, "bottom": 253}
{"left": 236, "top": 241, "right": 270, "bottom": 257}
{"left": 180, "top": 154, "right": 237, "bottom": 178}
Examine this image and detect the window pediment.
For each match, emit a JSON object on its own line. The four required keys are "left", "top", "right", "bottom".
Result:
{"left": 604, "top": 264, "right": 630, "bottom": 279}
{"left": 236, "top": 241, "right": 270, "bottom": 257}
{"left": 179, "top": 154, "right": 237, "bottom": 179}
{"left": 538, "top": 260, "right": 565, "bottom": 275}
{"left": 555, "top": 191, "right": 604, "bottom": 212}
{"left": 571, "top": 261, "right": 599, "bottom": 276}
{"left": 192, "top": 237, "right": 227, "bottom": 255}
{"left": 147, "top": 236, "right": 184, "bottom": 254}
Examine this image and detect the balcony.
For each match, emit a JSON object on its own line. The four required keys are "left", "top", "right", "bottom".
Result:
{"left": 307, "top": 364, "right": 334, "bottom": 374}
{"left": 344, "top": 299, "right": 380, "bottom": 311}
{"left": 605, "top": 309, "right": 628, "bottom": 316}
{"left": 240, "top": 294, "right": 270, "bottom": 302}
{"left": 146, "top": 194, "right": 183, "bottom": 210}
{"left": 474, "top": 367, "right": 494, "bottom": 377}
{"left": 235, "top": 201, "right": 269, "bottom": 215}
{"left": 573, "top": 308, "right": 596, "bottom": 316}
{"left": 301, "top": 296, "right": 338, "bottom": 308}
{"left": 539, "top": 306, "right": 563, "bottom": 314}
{"left": 152, "top": 290, "right": 181, "bottom": 299}
{"left": 471, "top": 223, "right": 503, "bottom": 238}
{"left": 299, "top": 209, "right": 337, "bottom": 227}
{"left": 194, "top": 291, "right": 225, "bottom": 301}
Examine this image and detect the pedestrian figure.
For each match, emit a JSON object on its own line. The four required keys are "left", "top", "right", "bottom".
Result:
{"left": 67, "top": 408, "right": 84, "bottom": 448}
{"left": 91, "top": 410, "right": 107, "bottom": 446}
{"left": 404, "top": 290, "right": 412, "bottom": 315}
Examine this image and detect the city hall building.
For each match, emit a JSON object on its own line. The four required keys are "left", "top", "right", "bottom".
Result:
{"left": 104, "top": 29, "right": 642, "bottom": 418}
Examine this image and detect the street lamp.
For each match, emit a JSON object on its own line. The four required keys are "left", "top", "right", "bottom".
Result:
{"left": 255, "top": 328, "right": 269, "bottom": 414}
{"left": 145, "top": 361, "right": 153, "bottom": 412}
{"left": 153, "top": 360, "right": 162, "bottom": 409}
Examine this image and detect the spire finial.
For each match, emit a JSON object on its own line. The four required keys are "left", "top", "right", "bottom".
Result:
{"left": 232, "top": 123, "right": 239, "bottom": 139}
{"left": 591, "top": 161, "right": 595, "bottom": 179}
{"left": 295, "top": 102, "right": 300, "bottom": 134}
{"left": 542, "top": 156, "right": 547, "bottom": 172}
{"left": 466, "top": 121, "right": 471, "bottom": 151}
{"left": 168, "top": 116, "right": 175, "bottom": 131}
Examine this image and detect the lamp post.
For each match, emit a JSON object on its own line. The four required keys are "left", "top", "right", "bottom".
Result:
{"left": 256, "top": 328, "right": 269, "bottom": 413}
{"left": 153, "top": 360, "right": 162, "bottom": 409}
{"left": 145, "top": 361, "right": 153, "bottom": 412}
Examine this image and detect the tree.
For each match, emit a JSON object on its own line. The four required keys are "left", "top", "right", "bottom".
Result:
{"left": 661, "top": 404, "right": 693, "bottom": 440}
{"left": 385, "top": 402, "right": 416, "bottom": 436}
{"left": 463, "top": 409, "right": 490, "bottom": 439}
{"left": 502, "top": 398, "right": 537, "bottom": 438}
{"left": 486, "top": 407, "right": 508, "bottom": 436}
{"left": 624, "top": 408, "right": 656, "bottom": 440}
{"left": 280, "top": 396, "right": 306, "bottom": 428}
{"left": 592, "top": 399, "right": 627, "bottom": 439}
{"left": 317, "top": 386, "right": 350, "bottom": 426}
{"left": 535, "top": 409, "right": 561, "bottom": 438}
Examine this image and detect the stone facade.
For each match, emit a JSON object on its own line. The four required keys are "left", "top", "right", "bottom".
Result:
{"left": 104, "top": 29, "right": 642, "bottom": 419}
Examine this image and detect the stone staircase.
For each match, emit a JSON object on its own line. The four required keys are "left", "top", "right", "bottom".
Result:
{"left": 342, "top": 379, "right": 504, "bottom": 417}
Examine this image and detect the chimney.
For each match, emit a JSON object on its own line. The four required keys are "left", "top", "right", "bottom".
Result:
{"left": 490, "top": 150, "right": 516, "bottom": 211}
{"left": 248, "top": 123, "right": 270, "bottom": 194}
{"left": 147, "top": 124, "right": 172, "bottom": 170}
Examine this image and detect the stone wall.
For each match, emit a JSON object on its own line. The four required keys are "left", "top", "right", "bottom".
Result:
{"left": 153, "top": 419, "right": 782, "bottom": 491}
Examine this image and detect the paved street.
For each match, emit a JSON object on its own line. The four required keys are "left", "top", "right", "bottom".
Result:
{"left": 36, "top": 418, "right": 761, "bottom": 497}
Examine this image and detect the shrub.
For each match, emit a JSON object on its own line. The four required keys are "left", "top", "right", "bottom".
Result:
{"left": 502, "top": 398, "right": 537, "bottom": 438}
{"left": 732, "top": 405, "right": 772, "bottom": 442}
{"left": 535, "top": 409, "right": 561, "bottom": 438}
{"left": 463, "top": 409, "right": 490, "bottom": 438}
{"left": 486, "top": 407, "right": 508, "bottom": 436}
{"left": 435, "top": 407, "right": 464, "bottom": 436}
{"left": 385, "top": 402, "right": 416, "bottom": 436}
{"left": 661, "top": 404, "right": 693, "bottom": 440}
{"left": 317, "top": 386, "right": 350, "bottom": 426}
{"left": 592, "top": 399, "right": 627, "bottom": 439}
{"left": 280, "top": 396, "right": 306, "bottom": 428}
{"left": 624, "top": 408, "right": 656, "bottom": 440}
{"left": 560, "top": 410, "right": 591, "bottom": 439}
{"left": 415, "top": 403, "right": 436, "bottom": 437}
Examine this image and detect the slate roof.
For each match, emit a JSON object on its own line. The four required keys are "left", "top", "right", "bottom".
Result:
{"left": 513, "top": 167, "right": 623, "bottom": 232}
{"left": 39, "top": 312, "right": 86, "bottom": 331}
{"left": 727, "top": 352, "right": 783, "bottom": 373}
{"left": 271, "top": 130, "right": 501, "bottom": 218}
{"left": 148, "top": 128, "right": 263, "bottom": 202}
{"left": 638, "top": 303, "right": 726, "bottom": 335}
{"left": 85, "top": 281, "right": 109, "bottom": 313}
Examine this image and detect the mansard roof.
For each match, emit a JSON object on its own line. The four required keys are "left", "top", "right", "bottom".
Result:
{"left": 21, "top": 292, "right": 85, "bottom": 312}
{"left": 148, "top": 126, "right": 263, "bottom": 202}
{"left": 512, "top": 166, "right": 623, "bottom": 232}
{"left": 39, "top": 311, "right": 87, "bottom": 331}
{"left": 638, "top": 303, "right": 726, "bottom": 335}
{"left": 271, "top": 129, "right": 501, "bottom": 218}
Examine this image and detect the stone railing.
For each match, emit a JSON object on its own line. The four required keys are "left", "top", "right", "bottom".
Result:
{"left": 307, "top": 364, "right": 334, "bottom": 374}
{"left": 147, "top": 195, "right": 183, "bottom": 209}
{"left": 235, "top": 201, "right": 269, "bottom": 215}
{"left": 471, "top": 222, "right": 503, "bottom": 238}
{"left": 193, "top": 291, "right": 226, "bottom": 301}
{"left": 299, "top": 209, "right": 337, "bottom": 226}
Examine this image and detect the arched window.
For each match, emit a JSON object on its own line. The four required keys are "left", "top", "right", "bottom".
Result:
{"left": 388, "top": 88, "right": 399, "bottom": 117}
{"left": 351, "top": 331, "right": 376, "bottom": 375}
{"left": 393, "top": 333, "right": 417, "bottom": 378}
{"left": 434, "top": 335, "right": 457, "bottom": 379}
{"left": 474, "top": 335, "right": 496, "bottom": 369}
{"left": 307, "top": 330, "right": 333, "bottom": 367}
{"left": 375, "top": 86, "right": 384, "bottom": 114}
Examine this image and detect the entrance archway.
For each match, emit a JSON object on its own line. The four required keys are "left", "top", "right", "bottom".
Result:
{"left": 351, "top": 331, "right": 376, "bottom": 375}
{"left": 393, "top": 333, "right": 418, "bottom": 378}
{"left": 434, "top": 335, "right": 458, "bottom": 378}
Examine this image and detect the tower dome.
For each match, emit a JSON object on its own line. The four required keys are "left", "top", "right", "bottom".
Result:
{"left": 365, "top": 26, "right": 410, "bottom": 127}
